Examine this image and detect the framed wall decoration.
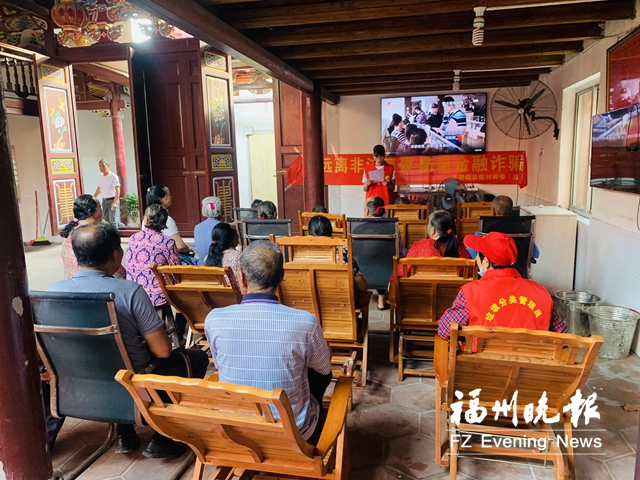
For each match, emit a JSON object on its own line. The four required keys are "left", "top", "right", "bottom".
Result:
{"left": 211, "top": 153, "right": 233, "bottom": 170}
{"left": 40, "top": 64, "right": 65, "bottom": 83}
{"left": 53, "top": 179, "right": 77, "bottom": 227}
{"left": 213, "top": 176, "right": 235, "bottom": 223}
{"left": 43, "top": 86, "right": 73, "bottom": 153}
{"left": 206, "top": 76, "right": 231, "bottom": 147}
{"left": 51, "top": 158, "right": 75, "bottom": 174}
{"left": 204, "top": 52, "right": 227, "bottom": 72}
{"left": 607, "top": 26, "right": 640, "bottom": 111}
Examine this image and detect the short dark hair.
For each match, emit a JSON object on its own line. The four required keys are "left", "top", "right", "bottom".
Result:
{"left": 394, "top": 196, "right": 410, "bottom": 205}
{"left": 251, "top": 199, "right": 262, "bottom": 209}
{"left": 311, "top": 204, "right": 328, "bottom": 213}
{"left": 146, "top": 184, "right": 169, "bottom": 207}
{"left": 308, "top": 215, "right": 333, "bottom": 237}
{"left": 478, "top": 251, "right": 507, "bottom": 270}
{"left": 443, "top": 96, "right": 455, "bottom": 104}
{"left": 373, "top": 144, "right": 386, "bottom": 157}
{"left": 72, "top": 223, "right": 121, "bottom": 267}
{"left": 239, "top": 241, "right": 284, "bottom": 291}
{"left": 414, "top": 106, "right": 423, "bottom": 112}
{"left": 144, "top": 204, "right": 168, "bottom": 231}
{"left": 410, "top": 129, "right": 427, "bottom": 145}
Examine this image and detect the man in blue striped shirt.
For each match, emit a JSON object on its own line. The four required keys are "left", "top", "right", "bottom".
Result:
{"left": 205, "top": 241, "right": 333, "bottom": 442}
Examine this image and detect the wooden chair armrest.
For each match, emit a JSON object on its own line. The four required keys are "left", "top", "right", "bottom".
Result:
{"left": 315, "top": 376, "right": 352, "bottom": 456}
{"left": 434, "top": 335, "right": 449, "bottom": 385}
{"left": 205, "top": 372, "right": 219, "bottom": 382}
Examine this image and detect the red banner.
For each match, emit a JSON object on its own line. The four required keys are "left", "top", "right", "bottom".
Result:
{"left": 287, "top": 151, "right": 527, "bottom": 188}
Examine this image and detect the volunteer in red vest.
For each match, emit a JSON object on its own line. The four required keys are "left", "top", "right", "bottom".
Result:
{"left": 438, "top": 232, "right": 567, "bottom": 340}
{"left": 363, "top": 144, "right": 396, "bottom": 206}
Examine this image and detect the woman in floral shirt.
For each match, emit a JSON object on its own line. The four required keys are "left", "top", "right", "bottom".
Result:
{"left": 126, "top": 205, "right": 180, "bottom": 306}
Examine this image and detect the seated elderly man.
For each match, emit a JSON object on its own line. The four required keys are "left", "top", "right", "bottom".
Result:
{"left": 438, "top": 232, "right": 567, "bottom": 340}
{"left": 47, "top": 223, "right": 208, "bottom": 457}
{"left": 468, "top": 195, "right": 539, "bottom": 259}
{"left": 205, "top": 241, "right": 332, "bottom": 443}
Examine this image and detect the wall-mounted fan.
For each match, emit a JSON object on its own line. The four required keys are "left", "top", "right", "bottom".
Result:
{"left": 491, "top": 80, "right": 559, "bottom": 140}
{"left": 436, "top": 178, "right": 468, "bottom": 211}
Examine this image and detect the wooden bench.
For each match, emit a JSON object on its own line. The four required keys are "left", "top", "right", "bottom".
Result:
{"left": 116, "top": 371, "right": 352, "bottom": 480}
{"left": 434, "top": 324, "right": 603, "bottom": 479}
{"left": 299, "top": 211, "right": 347, "bottom": 238}
{"left": 390, "top": 257, "right": 477, "bottom": 379}
{"left": 276, "top": 235, "right": 371, "bottom": 386}
{"left": 397, "top": 219, "right": 429, "bottom": 249}
{"left": 151, "top": 265, "right": 242, "bottom": 349}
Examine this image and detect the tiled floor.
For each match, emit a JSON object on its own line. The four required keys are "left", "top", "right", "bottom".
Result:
{"left": 25, "top": 244, "right": 639, "bottom": 479}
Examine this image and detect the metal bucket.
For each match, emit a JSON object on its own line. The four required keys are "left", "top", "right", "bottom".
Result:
{"left": 586, "top": 306, "right": 640, "bottom": 359}
{"left": 554, "top": 291, "right": 600, "bottom": 337}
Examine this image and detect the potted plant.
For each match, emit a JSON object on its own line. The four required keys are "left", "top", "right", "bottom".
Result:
{"left": 120, "top": 193, "right": 140, "bottom": 226}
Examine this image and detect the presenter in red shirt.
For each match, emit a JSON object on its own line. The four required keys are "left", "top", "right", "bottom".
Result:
{"left": 363, "top": 144, "right": 396, "bottom": 206}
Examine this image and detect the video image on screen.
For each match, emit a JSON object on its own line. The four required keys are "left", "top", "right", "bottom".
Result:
{"left": 381, "top": 93, "right": 487, "bottom": 155}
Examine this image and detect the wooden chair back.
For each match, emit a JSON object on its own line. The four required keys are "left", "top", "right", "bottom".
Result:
{"left": 457, "top": 201, "right": 492, "bottom": 219}
{"left": 393, "top": 257, "right": 477, "bottom": 327}
{"left": 457, "top": 217, "right": 480, "bottom": 243}
{"left": 151, "top": 265, "right": 242, "bottom": 332}
{"left": 276, "top": 236, "right": 357, "bottom": 342}
{"left": 298, "top": 211, "right": 347, "bottom": 238}
{"left": 443, "top": 324, "right": 603, "bottom": 416}
{"left": 398, "top": 220, "right": 429, "bottom": 249}
{"left": 386, "top": 204, "right": 430, "bottom": 221}
{"left": 116, "top": 371, "right": 352, "bottom": 480}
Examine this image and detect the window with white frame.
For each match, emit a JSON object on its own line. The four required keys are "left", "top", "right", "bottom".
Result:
{"left": 570, "top": 85, "right": 598, "bottom": 215}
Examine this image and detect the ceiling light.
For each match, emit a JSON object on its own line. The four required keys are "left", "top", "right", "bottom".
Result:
{"left": 472, "top": 7, "right": 486, "bottom": 46}
{"left": 453, "top": 70, "right": 461, "bottom": 91}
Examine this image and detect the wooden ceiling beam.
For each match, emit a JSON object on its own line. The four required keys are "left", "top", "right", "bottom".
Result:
{"left": 308, "top": 55, "right": 565, "bottom": 79}
{"left": 128, "top": 0, "right": 315, "bottom": 94}
{"left": 327, "top": 75, "right": 541, "bottom": 93}
{"left": 73, "top": 63, "right": 130, "bottom": 85}
{"left": 221, "top": 0, "right": 612, "bottom": 29}
{"left": 292, "top": 43, "right": 581, "bottom": 71}
{"left": 274, "top": 23, "right": 601, "bottom": 60}
{"left": 321, "top": 68, "right": 552, "bottom": 87}
{"left": 249, "top": 0, "right": 632, "bottom": 46}
{"left": 330, "top": 80, "right": 534, "bottom": 96}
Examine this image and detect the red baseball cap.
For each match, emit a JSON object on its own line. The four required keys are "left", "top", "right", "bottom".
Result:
{"left": 464, "top": 232, "right": 517, "bottom": 267}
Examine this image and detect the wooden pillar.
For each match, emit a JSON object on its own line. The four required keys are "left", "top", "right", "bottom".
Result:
{"left": 0, "top": 83, "right": 52, "bottom": 478}
{"left": 111, "top": 113, "right": 128, "bottom": 195}
{"left": 301, "top": 85, "right": 324, "bottom": 210}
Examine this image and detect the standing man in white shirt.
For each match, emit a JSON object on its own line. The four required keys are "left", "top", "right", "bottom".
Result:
{"left": 94, "top": 159, "right": 121, "bottom": 228}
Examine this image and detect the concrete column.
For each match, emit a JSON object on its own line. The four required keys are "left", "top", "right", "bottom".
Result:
{"left": 301, "top": 85, "right": 324, "bottom": 210}
{"left": 0, "top": 84, "right": 52, "bottom": 478}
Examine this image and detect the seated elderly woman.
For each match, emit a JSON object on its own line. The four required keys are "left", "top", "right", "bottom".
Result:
{"left": 308, "top": 215, "right": 369, "bottom": 308}
{"left": 204, "top": 223, "right": 241, "bottom": 283}
{"left": 127, "top": 205, "right": 180, "bottom": 307}
{"left": 396, "top": 209, "right": 473, "bottom": 278}
{"left": 144, "top": 184, "right": 191, "bottom": 253}
{"left": 193, "top": 196, "right": 222, "bottom": 262}
{"left": 61, "top": 194, "right": 126, "bottom": 279}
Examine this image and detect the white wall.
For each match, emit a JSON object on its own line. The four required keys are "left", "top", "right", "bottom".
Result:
{"left": 8, "top": 114, "right": 49, "bottom": 243}
{"left": 76, "top": 109, "right": 138, "bottom": 198}
{"left": 233, "top": 101, "right": 275, "bottom": 207}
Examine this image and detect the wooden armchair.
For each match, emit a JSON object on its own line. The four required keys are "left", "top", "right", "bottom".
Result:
{"left": 299, "top": 211, "right": 347, "bottom": 238}
{"left": 276, "top": 235, "right": 371, "bottom": 386}
{"left": 391, "top": 257, "right": 477, "bottom": 379}
{"left": 151, "top": 265, "right": 243, "bottom": 348}
{"left": 397, "top": 219, "right": 429, "bottom": 249}
{"left": 386, "top": 203, "right": 430, "bottom": 221}
{"left": 458, "top": 201, "right": 492, "bottom": 219}
{"left": 116, "top": 371, "right": 352, "bottom": 480}
{"left": 434, "top": 323, "right": 603, "bottom": 479}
